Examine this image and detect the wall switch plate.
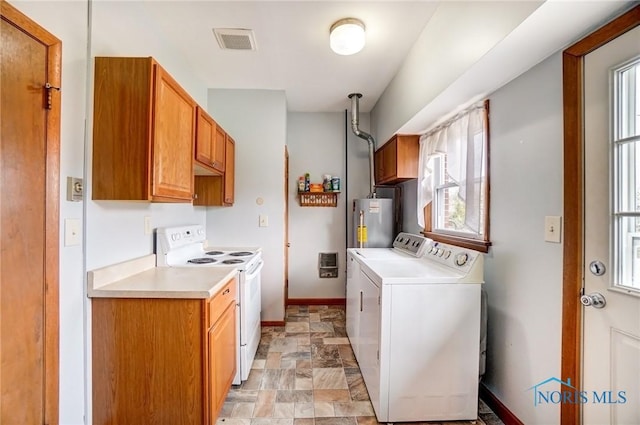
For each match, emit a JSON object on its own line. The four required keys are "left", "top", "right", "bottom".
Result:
{"left": 259, "top": 214, "right": 268, "bottom": 227}
{"left": 545, "top": 216, "right": 562, "bottom": 243}
{"left": 65, "top": 218, "right": 81, "bottom": 246}
{"left": 144, "top": 216, "right": 152, "bottom": 235}
{"left": 66, "top": 176, "right": 83, "bottom": 202}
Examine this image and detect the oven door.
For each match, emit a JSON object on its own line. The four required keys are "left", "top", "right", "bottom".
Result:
{"left": 239, "top": 259, "right": 264, "bottom": 382}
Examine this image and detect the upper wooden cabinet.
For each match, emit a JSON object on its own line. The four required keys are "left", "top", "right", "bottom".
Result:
{"left": 374, "top": 134, "right": 420, "bottom": 185}
{"left": 195, "top": 107, "right": 225, "bottom": 175}
{"left": 92, "top": 57, "right": 195, "bottom": 202}
{"left": 193, "top": 134, "right": 235, "bottom": 207}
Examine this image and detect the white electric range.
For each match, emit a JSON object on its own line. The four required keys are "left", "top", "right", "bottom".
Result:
{"left": 156, "top": 225, "right": 263, "bottom": 385}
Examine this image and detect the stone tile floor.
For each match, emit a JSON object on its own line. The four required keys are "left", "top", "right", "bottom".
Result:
{"left": 217, "top": 305, "right": 503, "bottom": 425}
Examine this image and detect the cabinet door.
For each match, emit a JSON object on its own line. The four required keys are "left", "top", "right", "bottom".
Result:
{"left": 208, "top": 302, "right": 236, "bottom": 421}
{"left": 380, "top": 139, "right": 397, "bottom": 183}
{"left": 223, "top": 136, "right": 235, "bottom": 205}
{"left": 359, "top": 271, "right": 380, "bottom": 412}
{"left": 152, "top": 64, "right": 195, "bottom": 201}
{"left": 213, "top": 124, "right": 226, "bottom": 173}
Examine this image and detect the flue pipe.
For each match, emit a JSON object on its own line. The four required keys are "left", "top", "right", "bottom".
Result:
{"left": 348, "top": 93, "right": 376, "bottom": 198}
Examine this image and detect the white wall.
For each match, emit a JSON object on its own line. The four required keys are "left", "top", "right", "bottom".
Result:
{"left": 205, "top": 89, "right": 287, "bottom": 322}
{"left": 482, "top": 52, "right": 564, "bottom": 424}
{"left": 86, "top": 0, "right": 211, "bottom": 271}
{"left": 287, "top": 113, "right": 345, "bottom": 299}
{"left": 371, "top": 1, "right": 542, "bottom": 143}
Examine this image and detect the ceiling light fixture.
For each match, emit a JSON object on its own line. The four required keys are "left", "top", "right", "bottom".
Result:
{"left": 329, "top": 18, "right": 366, "bottom": 56}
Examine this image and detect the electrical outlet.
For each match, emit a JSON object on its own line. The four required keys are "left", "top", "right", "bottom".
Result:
{"left": 544, "top": 216, "right": 562, "bottom": 243}
{"left": 259, "top": 214, "right": 269, "bottom": 227}
{"left": 66, "top": 176, "right": 83, "bottom": 202}
{"left": 144, "top": 216, "right": 152, "bottom": 235}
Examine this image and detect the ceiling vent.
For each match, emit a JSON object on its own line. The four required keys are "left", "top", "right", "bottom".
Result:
{"left": 213, "top": 28, "right": 257, "bottom": 51}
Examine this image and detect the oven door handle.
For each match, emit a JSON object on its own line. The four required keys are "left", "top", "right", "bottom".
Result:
{"left": 245, "top": 260, "right": 264, "bottom": 280}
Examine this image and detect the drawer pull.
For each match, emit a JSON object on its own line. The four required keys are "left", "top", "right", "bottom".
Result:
{"left": 223, "top": 288, "right": 230, "bottom": 295}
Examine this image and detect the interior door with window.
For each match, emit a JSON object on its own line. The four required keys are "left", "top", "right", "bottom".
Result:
{"left": 583, "top": 25, "right": 640, "bottom": 424}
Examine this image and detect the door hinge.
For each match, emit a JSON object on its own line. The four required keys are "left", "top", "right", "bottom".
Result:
{"left": 376, "top": 350, "right": 379, "bottom": 361}
{"left": 378, "top": 296, "right": 381, "bottom": 305}
{"left": 44, "top": 83, "right": 60, "bottom": 110}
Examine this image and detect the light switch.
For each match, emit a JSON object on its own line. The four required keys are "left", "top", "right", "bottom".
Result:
{"left": 144, "top": 216, "right": 152, "bottom": 235}
{"left": 544, "top": 216, "right": 562, "bottom": 243}
{"left": 259, "top": 214, "right": 268, "bottom": 227}
{"left": 65, "top": 218, "right": 81, "bottom": 246}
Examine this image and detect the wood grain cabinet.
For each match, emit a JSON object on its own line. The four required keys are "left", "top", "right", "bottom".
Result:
{"left": 92, "top": 278, "right": 237, "bottom": 425}
{"left": 195, "top": 107, "right": 225, "bottom": 175}
{"left": 193, "top": 135, "right": 235, "bottom": 206}
{"left": 374, "top": 134, "right": 420, "bottom": 185}
{"left": 92, "top": 56, "right": 196, "bottom": 202}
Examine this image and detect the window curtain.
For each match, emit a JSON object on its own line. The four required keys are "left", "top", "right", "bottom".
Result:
{"left": 417, "top": 104, "right": 486, "bottom": 231}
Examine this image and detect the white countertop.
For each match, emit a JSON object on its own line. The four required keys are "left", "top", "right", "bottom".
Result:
{"left": 88, "top": 254, "right": 238, "bottom": 299}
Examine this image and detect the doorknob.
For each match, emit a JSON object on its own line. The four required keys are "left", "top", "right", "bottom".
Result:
{"left": 286, "top": 243, "right": 291, "bottom": 248}
{"left": 580, "top": 292, "right": 606, "bottom": 309}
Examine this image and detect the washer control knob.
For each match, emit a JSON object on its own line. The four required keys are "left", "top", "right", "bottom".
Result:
{"left": 455, "top": 253, "right": 469, "bottom": 266}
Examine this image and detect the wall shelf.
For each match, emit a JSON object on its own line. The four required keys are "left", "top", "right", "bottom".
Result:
{"left": 298, "top": 192, "right": 339, "bottom": 207}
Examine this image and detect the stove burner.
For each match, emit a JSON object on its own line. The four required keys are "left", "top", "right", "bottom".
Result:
{"left": 188, "top": 258, "right": 217, "bottom": 264}
{"left": 230, "top": 251, "right": 253, "bottom": 257}
{"left": 206, "top": 251, "right": 224, "bottom": 256}
{"left": 223, "top": 259, "right": 244, "bottom": 265}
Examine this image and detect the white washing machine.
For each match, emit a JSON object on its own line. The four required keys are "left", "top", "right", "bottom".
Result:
{"left": 346, "top": 232, "right": 484, "bottom": 423}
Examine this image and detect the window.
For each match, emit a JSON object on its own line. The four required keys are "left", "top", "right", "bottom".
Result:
{"left": 417, "top": 100, "right": 490, "bottom": 252}
{"left": 613, "top": 58, "right": 640, "bottom": 292}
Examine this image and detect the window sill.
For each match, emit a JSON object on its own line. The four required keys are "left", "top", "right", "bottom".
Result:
{"left": 421, "top": 231, "right": 491, "bottom": 253}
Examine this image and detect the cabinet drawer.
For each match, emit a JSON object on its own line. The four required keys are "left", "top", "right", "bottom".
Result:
{"left": 207, "top": 278, "right": 236, "bottom": 329}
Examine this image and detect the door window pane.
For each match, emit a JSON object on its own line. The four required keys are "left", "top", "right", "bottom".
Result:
{"left": 613, "top": 59, "right": 640, "bottom": 292}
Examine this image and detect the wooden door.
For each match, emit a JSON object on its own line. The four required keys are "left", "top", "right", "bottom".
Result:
{"left": 560, "top": 8, "right": 640, "bottom": 423}
{"left": 0, "top": 1, "right": 60, "bottom": 423}
{"left": 223, "top": 136, "right": 235, "bottom": 205}
{"left": 582, "top": 25, "right": 640, "bottom": 424}
{"left": 284, "top": 147, "right": 289, "bottom": 304}
{"left": 152, "top": 64, "right": 195, "bottom": 201}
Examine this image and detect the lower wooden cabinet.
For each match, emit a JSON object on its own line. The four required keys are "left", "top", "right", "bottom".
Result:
{"left": 92, "top": 278, "right": 237, "bottom": 425}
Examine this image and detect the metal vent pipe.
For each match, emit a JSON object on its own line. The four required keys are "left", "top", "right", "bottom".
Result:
{"left": 348, "top": 93, "right": 376, "bottom": 198}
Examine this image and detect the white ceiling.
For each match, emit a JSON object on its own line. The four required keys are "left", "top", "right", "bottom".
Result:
{"left": 115, "top": 1, "right": 634, "bottom": 116}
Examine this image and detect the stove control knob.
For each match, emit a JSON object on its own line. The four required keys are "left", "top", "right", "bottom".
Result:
{"left": 171, "top": 234, "right": 178, "bottom": 241}
{"left": 455, "top": 253, "right": 469, "bottom": 266}
{"left": 444, "top": 250, "right": 451, "bottom": 259}
{"left": 437, "top": 249, "right": 444, "bottom": 257}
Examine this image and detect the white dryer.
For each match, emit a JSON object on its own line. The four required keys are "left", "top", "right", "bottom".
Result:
{"left": 346, "top": 232, "right": 484, "bottom": 423}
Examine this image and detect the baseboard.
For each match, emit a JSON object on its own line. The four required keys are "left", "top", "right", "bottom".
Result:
{"left": 261, "top": 321, "right": 285, "bottom": 327}
{"left": 286, "top": 298, "right": 346, "bottom": 306}
{"left": 479, "top": 382, "right": 524, "bottom": 425}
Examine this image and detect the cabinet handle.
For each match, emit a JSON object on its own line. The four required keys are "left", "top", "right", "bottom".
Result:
{"left": 359, "top": 290, "right": 363, "bottom": 312}
{"left": 223, "top": 288, "right": 230, "bottom": 295}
